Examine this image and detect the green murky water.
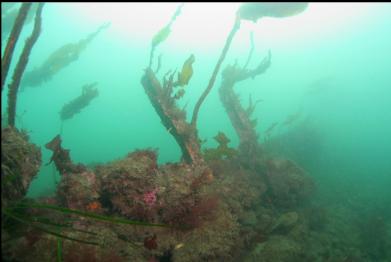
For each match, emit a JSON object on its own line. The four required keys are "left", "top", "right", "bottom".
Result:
{"left": 2, "top": 3, "right": 391, "bottom": 261}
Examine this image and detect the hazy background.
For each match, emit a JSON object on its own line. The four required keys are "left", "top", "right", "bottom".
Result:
{"left": 1, "top": 3, "right": 390, "bottom": 202}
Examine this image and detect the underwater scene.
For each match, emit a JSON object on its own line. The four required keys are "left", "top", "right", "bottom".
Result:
{"left": 1, "top": 2, "right": 391, "bottom": 261}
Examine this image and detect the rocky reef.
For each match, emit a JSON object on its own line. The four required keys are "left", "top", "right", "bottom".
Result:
{"left": 2, "top": 3, "right": 390, "bottom": 262}
{"left": 1, "top": 128, "right": 317, "bottom": 262}
{"left": 1, "top": 127, "right": 41, "bottom": 208}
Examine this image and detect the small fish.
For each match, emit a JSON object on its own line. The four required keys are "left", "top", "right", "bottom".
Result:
{"left": 86, "top": 201, "right": 101, "bottom": 211}
{"left": 177, "top": 54, "right": 195, "bottom": 87}
{"left": 175, "top": 243, "right": 185, "bottom": 250}
{"left": 237, "top": 3, "right": 308, "bottom": 22}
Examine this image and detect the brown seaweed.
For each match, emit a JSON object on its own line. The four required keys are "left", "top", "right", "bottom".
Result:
{"left": 237, "top": 2, "right": 308, "bottom": 22}
{"left": 22, "top": 23, "right": 110, "bottom": 88}
{"left": 1, "top": 3, "right": 32, "bottom": 92}
{"left": 59, "top": 82, "right": 99, "bottom": 121}
{"left": 6, "top": 3, "right": 44, "bottom": 127}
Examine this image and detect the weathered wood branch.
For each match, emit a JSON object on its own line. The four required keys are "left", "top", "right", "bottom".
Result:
{"left": 45, "top": 135, "right": 86, "bottom": 176}
{"left": 219, "top": 52, "right": 272, "bottom": 163}
{"left": 141, "top": 68, "right": 204, "bottom": 165}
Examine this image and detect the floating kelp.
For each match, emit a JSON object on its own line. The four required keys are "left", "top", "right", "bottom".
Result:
{"left": 168, "top": 54, "right": 196, "bottom": 100}
{"left": 149, "top": 3, "right": 184, "bottom": 67}
{"left": 237, "top": 2, "right": 308, "bottom": 22}
{"left": 175, "top": 54, "right": 195, "bottom": 87}
{"left": 22, "top": 22, "right": 110, "bottom": 88}
{"left": 59, "top": 82, "right": 99, "bottom": 121}
{"left": 151, "top": 3, "right": 183, "bottom": 48}
{"left": 151, "top": 25, "right": 171, "bottom": 49}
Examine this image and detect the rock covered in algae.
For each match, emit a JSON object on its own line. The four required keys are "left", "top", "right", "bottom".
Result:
{"left": 172, "top": 209, "right": 240, "bottom": 262}
{"left": 1, "top": 127, "right": 41, "bottom": 207}
{"left": 5, "top": 225, "right": 128, "bottom": 262}
{"left": 270, "top": 211, "right": 299, "bottom": 233}
{"left": 265, "top": 158, "right": 314, "bottom": 208}
{"left": 204, "top": 159, "right": 267, "bottom": 232}
{"left": 240, "top": 210, "right": 258, "bottom": 227}
{"left": 57, "top": 170, "right": 101, "bottom": 211}
{"left": 245, "top": 235, "right": 302, "bottom": 262}
{"left": 97, "top": 149, "right": 160, "bottom": 221}
{"left": 148, "top": 163, "right": 219, "bottom": 230}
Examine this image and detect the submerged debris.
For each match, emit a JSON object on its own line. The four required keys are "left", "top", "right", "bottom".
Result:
{"left": 219, "top": 51, "right": 271, "bottom": 166}
{"left": 265, "top": 158, "right": 314, "bottom": 208}
{"left": 141, "top": 68, "right": 203, "bottom": 165}
{"left": 45, "top": 134, "right": 86, "bottom": 175}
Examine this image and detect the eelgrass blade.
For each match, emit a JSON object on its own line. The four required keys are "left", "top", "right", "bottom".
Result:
{"left": 3, "top": 209, "right": 99, "bottom": 245}
{"left": 31, "top": 216, "right": 98, "bottom": 236}
{"left": 16, "top": 203, "right": 169, "bottom": 227}
{"left": 57, "top": 237, "right": 63, "bottom": 262}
